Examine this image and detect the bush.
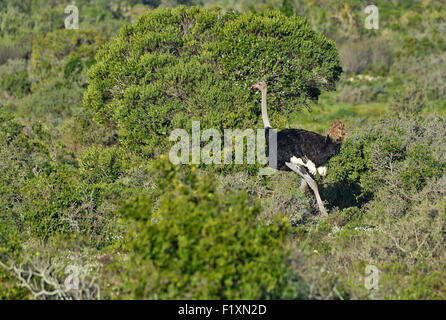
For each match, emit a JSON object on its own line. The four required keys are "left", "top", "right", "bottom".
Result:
{"left": 337, "top": 80, "right": 386, "bottom": 104}
{"left": 18, "top": 79, "right": 84, "bottom": 124}
{"left": 0, "top": 269, "right": 29, "bottom": 299}
{"left": 116, "top": 157, "right": 306, "bottom": 299}
{"left": 0, "top": 45, "right": 26, "bottom": 65}
{"left": 20, "top": 168, "right": 97, "bottom": 239}
{"left": 79, "top": 146, "right": 131, "bottom": 183}
{"left": 0, "top": 112, "right": 116, "bottom": 247}
{"left": 17, "top": 163, "right": 124, "bottom": 248}
{"left": 0, "top": 112, "right": 52, "bottom": 296}
{"left": 1, "top": 239, "right": 102, "bottom": 300}
{"left": 57, "top": 110, "right": 118, "bottom": 153}
{"left": 398, "top": 35, "right": 446, "bottom": 58}
{"left": 390, "top": 84, "right": 425, "bottom": 116}
{"left": 0, "top": 59, "right": 30, "bottom": 98}
{"left": 323, "top": 116, "right": 446, "bottom": 213}
{"left": 292, "top": 115, "right": 446, "bottom": 299}
{"left": 390, "top": 53, "right": 446, "bottom": 111}
{"left": 30, "top": 29, "right": 105, "bottom": 82}
{"left": 0, "top": 112, "right": 52, "bottom": 220}
{"left": 84, "top": 6, "right": 342, "bottom": 157}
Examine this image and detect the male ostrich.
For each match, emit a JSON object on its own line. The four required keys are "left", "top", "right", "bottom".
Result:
{"left": 252, "top": 81, "right": 347, "bottom": 215}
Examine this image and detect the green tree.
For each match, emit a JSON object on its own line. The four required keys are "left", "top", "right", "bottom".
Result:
{"left": 84, "top": 6, "right": 342, "bottom": 156}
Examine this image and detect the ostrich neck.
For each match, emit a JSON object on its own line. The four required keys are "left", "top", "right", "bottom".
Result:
{"left": 261, "top": 88, "right": 271, "bottom": 128}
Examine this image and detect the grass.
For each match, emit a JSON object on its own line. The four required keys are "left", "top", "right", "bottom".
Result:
{"left": 288, "top": 92, "right": 389, "bottom": 134}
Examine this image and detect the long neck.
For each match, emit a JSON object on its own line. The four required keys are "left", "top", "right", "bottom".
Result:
{"left": 261, "top": 88, "right": 271, "bottom": 128}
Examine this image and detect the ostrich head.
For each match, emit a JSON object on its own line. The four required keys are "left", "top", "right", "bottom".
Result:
{"left": 327, "top": 120, "right": 347, "bottom": 144}
{"left": 252, "top": 81, "right": 267, "bottom": 91}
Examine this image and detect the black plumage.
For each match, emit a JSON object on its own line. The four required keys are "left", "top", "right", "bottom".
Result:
{"left": 252, "top": 81, "right": 347, "bottom": 215}
{"left": 265, "top": 127, "right": 341, "bottom": 171}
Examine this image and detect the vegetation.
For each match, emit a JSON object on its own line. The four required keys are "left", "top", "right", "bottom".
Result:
{"left": 84, "top": 6, "right": 341, "bottom": 156}
{"left": 0, "top": 0, "right": 444, "bottom": 300}
{"left": 115, "top": 158, "right": 305, "bottom": 299}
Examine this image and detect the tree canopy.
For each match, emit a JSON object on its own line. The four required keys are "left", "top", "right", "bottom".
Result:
{"left": 84, "top": 5, "right": 342, "bottom": 156}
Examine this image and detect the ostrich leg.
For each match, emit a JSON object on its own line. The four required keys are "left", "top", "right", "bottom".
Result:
{"left": 300, "top": 179, "right": 308, "bottom": 192}
{"left": 286, "top": 162, "right": 328, "bottom": 216}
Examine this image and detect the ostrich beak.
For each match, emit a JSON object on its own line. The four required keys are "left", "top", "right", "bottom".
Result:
{"left": 252, "top": 84, "right": 260, "bottom": 88}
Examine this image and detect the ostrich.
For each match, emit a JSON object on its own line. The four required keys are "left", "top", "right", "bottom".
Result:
{"left": 252, "top": 81, "right": 347, "bottom": 215}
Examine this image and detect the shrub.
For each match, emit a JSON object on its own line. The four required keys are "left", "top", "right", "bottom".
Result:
{"left": 390, "top": 84, "right": 425, "bottom": 116}
{"left": 337, "top": 80, "right": 386, "bottom": 104}
{"left": 0, "top": 59, "right": 30, "bottom": 98}
{"left": 297, "top": 115, "right": 446, "bottom": 299}
{"left": 18, "top": 79, "right": 84, "bottom": 123}
{"left": 20, "top": 168, "right": 100, "bottom": 239}
{"left": 0, "top": 112, "right": 116, "bottom": 247}
{"left": 322, "top": 116, "right": 446, "bottom": 213}
{"left": 79, "top": 146, "right": 131, "bottom": 184}
{"left": 0, "top": 45, "right": 26, "bottom": 65}
{"left": 0, "top": 112, "right": 52, "bottom": 219}
{"left": 57, "top": 110, "right": 119, "bottom": 153}
{"left": 84, "top": 6, "right": 342, "bottom": 157}
{"left": 0, "top": 239, "right": 102, "bottom": 300}
{"left": 116, "top": 157, "right": 306, "bottom": 299}
{"left": 0, "top": 267, "right": 29, "bottom": 299}
{"left": 0, "top": 112, "right": 52, "bottom": 297}
{"left": 398, "top": 35, "right": 446, "bottom": 58}
{"left": 30, "top": 28, "right": 105, "bottom": 82}
{"left": 217, "top": 170, "right": 317, "bottom": 226}
{"left": 338, "top": 38, "right": 393, "bottom": 76}
{"left": 390, "top": 53, "right": 446, "bottom": 111}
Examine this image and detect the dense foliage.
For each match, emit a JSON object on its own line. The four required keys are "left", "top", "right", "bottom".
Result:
{"left": 0, "top": 0, "right": 445, "bottom": 300}
{"left": 84, "top": 6, "right": 342, "bottom": 156}
{"left": 117, "top": 157, "right": 305, "bottom": 299}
